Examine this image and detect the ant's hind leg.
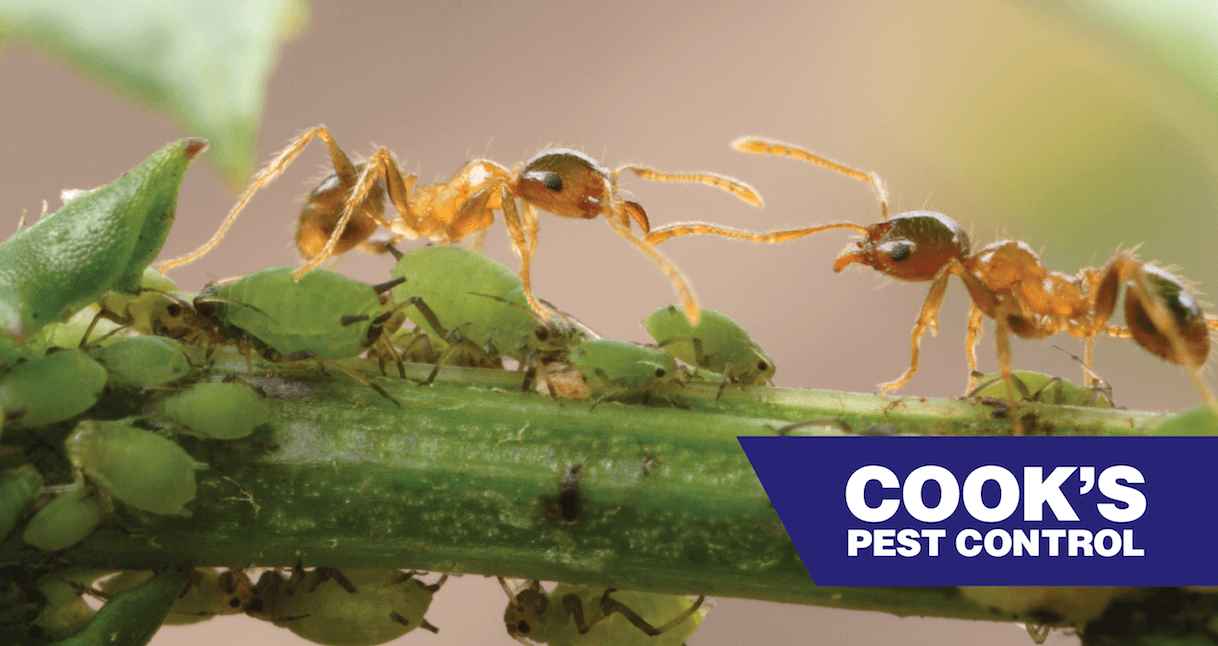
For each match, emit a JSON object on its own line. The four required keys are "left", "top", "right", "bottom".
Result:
{"left": 296, "top": 149, "right": 404, "bottom": 277}
{"left": 993, "top": 321, "right": 1025, "bottom": 435}
{"left": 162, "top": 126, "right": 353, "bottom": 273}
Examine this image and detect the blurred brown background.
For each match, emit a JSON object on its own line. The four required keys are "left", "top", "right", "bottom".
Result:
{"left": 4, "top": 0, "right": 1216, "bottom": 644}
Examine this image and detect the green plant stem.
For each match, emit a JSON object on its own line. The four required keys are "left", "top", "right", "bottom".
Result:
{"left": 4, "top": 351, "right": 1170, "bottom": 625}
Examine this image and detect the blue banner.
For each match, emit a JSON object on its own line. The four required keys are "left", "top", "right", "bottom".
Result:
{"left": 737, "top": 436, "right": 1218, "bottom": 586}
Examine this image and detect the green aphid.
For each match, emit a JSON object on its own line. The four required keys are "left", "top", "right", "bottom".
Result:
{"left": 501, "top": 579, "right": 707, "bottom": 646}
{"left": 643, "top": 305, "right": 775, "bottom": 395}
{"left": 92, "top": 336, "right": 191, "bottom": 388}
{"left": 66, "top": 420, "right": 205, "bottom": 516}
{"left": 22, "top": 485, "right": 107, "bottom": 552}
{"left": 29, "top": 569, "right": 114, "bottom": 643}
{"left": 571, "top": 339, "right": 677, "bottom": 397}
{"left": 390, "top": 246, "right": 585, "bottom": 383}
{"left": 0, "top": 139, "right": 207, "bottom": 341}
{"left": 211, "top": 266, "right": 398, "bottom": 361}
{"left": 50, "top": 565, "right": 191, "bottom": 646}
{"left": 93, "top": 267, "right": 183, "bottom": 336}
{"left": 152, "top": 381, "right": 272, "bottom": 440}
{"left": 969, "top": 371, "right": 1113, "bottom": 408}
{"left": 0, "top": 350, "right": 108, "bottom": 427}
{"left": 0, "top": 464, "right": 43, "bottom": 540}
{"left": 1151, "top": 405, "right": 1218, "bottom": 436}
{"left": 100, "top": 568, "right": 253, "bottom": 626}
{"left": 249, "top": 566, "right": 443, "bottom": 646}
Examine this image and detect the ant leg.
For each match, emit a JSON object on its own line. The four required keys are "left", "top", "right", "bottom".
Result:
{"left": 993, "top": 321, "right": 1025, "bottom": 435}
{"left": 615, "top": 166, "right": 763, "bottom": 208}
{"left": 964, "top": 304, "right": 984, "bottom": 392}
{"left": 501, "top": 190, "right": 548, "bottom": 318}
{"left": 731, "top": 137, "right": 888, "bottom": 218}
{"left": 605, "top": 207, "right": 702, "bottom": 325}
{"left": 296, "top": 149, "right": 402, "bottom": 277}
{"left": 645, "top": 221, "right": 867, "bottom": 246}
{"left": 878, "top": 267, "right": 954, "bottom": 394}
{"left": 469, "top": 228, "right": 489, "bottom": 252}
{"left": 162, "top": 126, "right": 354, "bottom": 273}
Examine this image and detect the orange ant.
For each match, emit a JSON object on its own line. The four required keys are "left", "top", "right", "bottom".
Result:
{"left": 159, "top": 126, "right": 762, "bottom": 324}
{"left": 645, "top": 137, "right": 1218, "bottom": 432}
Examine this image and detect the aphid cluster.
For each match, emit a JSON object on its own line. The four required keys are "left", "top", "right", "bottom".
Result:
{"left": 1, "top": 128, "right": 1211, "bottom": 645}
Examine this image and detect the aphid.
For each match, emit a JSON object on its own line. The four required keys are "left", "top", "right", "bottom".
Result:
{"left": 646, "top": 137, "right": 1218, "bottom": 429}
{"left": 198, "top": 266, "right": 406, "bottom": 402}
{"left": 21, "top": 485, "right": 108, "bottom": 552}
{"left": 570, "top": 339, "right": 678, "bottom": 403}
{"left": 0, "top": 138, "right": 207, "bottom": 342}
{"left": 161, "top": 126, "right": 762, "bottom": 323}
{"left": 247, "top": 565, "right": 444, "bottom": 645}
{"left": 0, "top": 464, "right": 44, "bottom": 541}
{"left": 390, "top": 245, "right": 585, "bottom": 390}
{"left": 642, "top": 305, "right": 774, "bottom": 398}
{"left": 99, "top": 567, "right": 254, "bottom": 626}
{"left": 91, "top": 335, "right": 191, "bottom": 388}
{"left": 28, "top": 569, "right": 113, "bottom": 642}
{"left": 968, "top": 370, "right": 1112, "bottom": 408}
{"left": 66, "top": 420, "right": 205, "bottom": 516}
{"left": 0, "top": 350, "right": 108, "bottom": 428}
{"left": 151, "top": 381, "right": 273, "bottom": 440}
{"left": 500, "top": 579, "right": 707, "bottom": 646}
{"left": 51, "top": 564, "right": 191, "bottom": 646}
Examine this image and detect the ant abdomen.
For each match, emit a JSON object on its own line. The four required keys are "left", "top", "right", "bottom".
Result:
{"left": 295, "top": 169, "right": 386, "bottom": 260}
{"left": 1124, "top": 266, "right": 1209, "bottom": 367}
{"left": 834, "top": 211, "right": 970, "bottom": 281}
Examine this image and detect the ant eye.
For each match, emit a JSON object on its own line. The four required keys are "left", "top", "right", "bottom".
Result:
{"left": 758, "top": 361, "right": 769, "bottom": 371}
{"left": 543, "top": 172, "right": 563, "bottom": 192}
{"left": 889, "top": 243, "right": 912, "bottom": 262}
{"left": 535, "top": 327, "right": 550, "bottom": 342}
{"left": 517, "top": 621, "right": 531, "bottom": 634}
{"left": 654, "top": 367, "right": 666, "bottom": 377}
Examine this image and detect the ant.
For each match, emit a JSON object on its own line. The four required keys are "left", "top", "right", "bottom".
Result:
{"left": 645, "top": 137, "right": 1218, "bottom": 433}
{"left": 159, "top": 126, "right": 763, "bottom": 324}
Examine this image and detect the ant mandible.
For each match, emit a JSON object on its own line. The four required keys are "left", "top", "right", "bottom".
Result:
{"left": 159, "top": 126, "right": 763, "bottom": 324}
{"left": 645, "top": 137, "right": 1218, "bottom": 431}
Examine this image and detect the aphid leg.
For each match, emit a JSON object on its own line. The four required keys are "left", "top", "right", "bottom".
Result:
{"left": 162, "top": 126, "right": 355, "bottom": 273}
{"left": 419, "top": 619, "right": 440, "bottom": 633}
{"left": 1029, "top": 376, "right": 1065, "bottom": 404}
{"left": 878, "top": 266, "right": 954, "bottom": 394}
{"left": 527, "top": 355, "right": 563, "bottom": 407}
{"left": 964, "top": 304, "right": 985, "bottom": 392}
{"left": 731, "top": 136, "right": 889, "bottom": 217}
{"left": 615, "top": 165, "right": 763, "bottom": 208}
{"left": 716, "top": 357, "right": 733, "bottom": 400}
{"left": 301, "top": 355, "right": 400, "bottom": 405}
{"left": 595, "top": 588, "right": 707, "bottom": 637}
{"left": 605, "top": 211, "right": 702, "bottom": 325}
{"left": 296, "top": 149, "right": 403, "bottom": 277}
{"left": 424, "top": 573, "right": 449, "bottom": 593}
{"left": 310, "top": 568, "right": 357, "bottom": 593}
{"left": 79, "top": 309, "right": 112, "bottom": 348}
{"left": 1027, "top": 624, "right": 1051, "bottom": 644}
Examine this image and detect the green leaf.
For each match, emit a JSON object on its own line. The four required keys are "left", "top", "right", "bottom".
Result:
{"left": 0, "top": 0, "right": 308, "bottom": 184}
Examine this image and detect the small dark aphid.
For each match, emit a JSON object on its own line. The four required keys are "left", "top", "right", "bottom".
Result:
{"left": 559, "top": 464, "right": 583, "bottom": 526}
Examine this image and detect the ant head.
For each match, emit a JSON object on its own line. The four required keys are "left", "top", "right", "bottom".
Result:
{"left": 517, "top": 149, "right": 612, "bottom": 220}
{"left": 1125, "top": 265, "right": 1209, "bottom": 367}
{"left": 832, "top": 211, "right": 970, "bottom": 282}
